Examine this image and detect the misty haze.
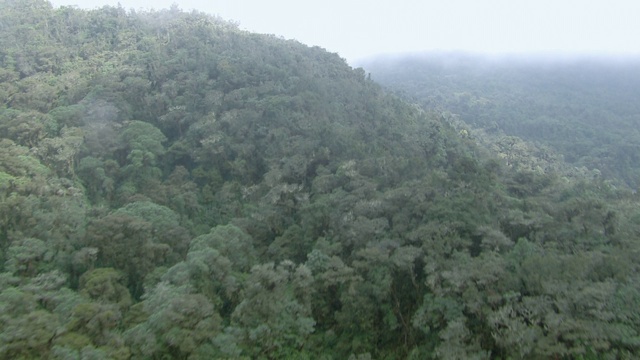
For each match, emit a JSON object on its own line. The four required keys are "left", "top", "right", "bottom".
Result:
{"left": 2, "top": 1, "right": 640, "bottom": 359}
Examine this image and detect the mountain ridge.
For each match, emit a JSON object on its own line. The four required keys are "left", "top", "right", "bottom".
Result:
{"left": 1, "top": 2, "right": 640, "bottom": 359}
{"left": 361, "top": 52, "right": 640, "bottom": 188}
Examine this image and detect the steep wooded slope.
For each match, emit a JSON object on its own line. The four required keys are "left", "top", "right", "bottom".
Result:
{"left": 1, "top": 2, "right": 640, "bottom": 359}
{"left": 362, "top": 52, "right": 640, "bottom": 187}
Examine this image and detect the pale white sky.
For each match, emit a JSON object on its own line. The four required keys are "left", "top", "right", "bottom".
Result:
{"left": 51, "top": 0, "right": 640, "bottom": 63}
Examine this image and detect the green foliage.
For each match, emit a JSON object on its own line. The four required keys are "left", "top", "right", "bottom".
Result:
{"left": 114, "top": 200, "right": 190, "bottom": 260}
{"left": 79, "top": 268, "right": 132, "bottom": 308}
{"left": 231, "top": 261, "right": 316, "bottom": 357}
{"left": 190, "top": 224, "right": 257, "bottom": 272}
{"left": 119, "top": 120, "right": 167, "bottom": 163}
{"left": 363, "top": 53, "right": 640, "bottom": 188}
{"left": 5, "top": 238, "right": 50, "bottom": 276}
{"left": 126, "top": 282, "right": 222, "bottom": 359}
{"left": 0, "top": 309, "right": 59, "bottom": 359}
{"left": 1, "top": 2, "right": 640, "bottom": 358}
{"left": 84, "top": 213, "right": 169, "bottom": 298}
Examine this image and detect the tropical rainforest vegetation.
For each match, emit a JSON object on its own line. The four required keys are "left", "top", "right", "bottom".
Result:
{"left": 1, "top": 1, "right": 640, "bottom": 359}
{"left": 361, "top": 53, "right": 640, "bottom": 188}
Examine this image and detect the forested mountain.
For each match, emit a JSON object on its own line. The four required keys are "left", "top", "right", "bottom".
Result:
{"left": 361, "top": 52, "right": 640, "bottom": 188}
{"left": 1, "top": 1, "right": 640, "bottom": 359}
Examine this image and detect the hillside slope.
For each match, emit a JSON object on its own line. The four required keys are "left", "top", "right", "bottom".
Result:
{"left": 1, "top": 2, "right": 640, "bottom": 359}
{"left": 361, "top": 52, "right": 640, "bottom": 188}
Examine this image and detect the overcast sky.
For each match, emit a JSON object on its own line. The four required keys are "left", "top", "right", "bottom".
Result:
{"left": 50, "top": 0, "right": 640, "bottom": 64}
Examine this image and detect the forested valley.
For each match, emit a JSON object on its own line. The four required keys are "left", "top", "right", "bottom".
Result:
{"left": 1, "top": 1, "right": 640, "bottom": 359}
{"left": 361, "top": 53, "right": 640, "bottom": 188}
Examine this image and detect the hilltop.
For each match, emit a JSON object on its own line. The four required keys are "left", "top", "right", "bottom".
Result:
{"left": 1, "top": 2, "right": 640, "bottom": 359}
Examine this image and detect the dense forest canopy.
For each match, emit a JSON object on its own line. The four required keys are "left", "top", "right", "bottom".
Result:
{"left": 361, "top": 52, "right": 640, "bottom": 188}
{"left": 1, "top": 1, "right": 640, "bottom": 359}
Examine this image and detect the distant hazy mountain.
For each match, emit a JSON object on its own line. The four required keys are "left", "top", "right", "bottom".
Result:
{"left": 362, "top": 52, "right": 640, "bottom": 188}
{"left": 2, "top": 3, "right": 640, "bottom": 359}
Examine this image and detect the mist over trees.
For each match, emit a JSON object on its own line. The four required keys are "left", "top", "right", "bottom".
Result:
{"left": 2, "top": 1, "right": 640, "bottom": 359}
{"left": 361, "top": 52, "right": 640, "bottom": 188}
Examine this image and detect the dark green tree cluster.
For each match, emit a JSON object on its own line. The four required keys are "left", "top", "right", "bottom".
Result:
{"left": 1, "top": 1, "right": 640, "bottom": 359}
